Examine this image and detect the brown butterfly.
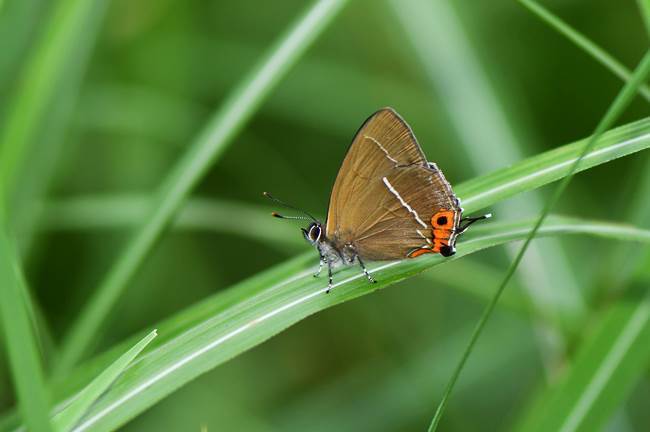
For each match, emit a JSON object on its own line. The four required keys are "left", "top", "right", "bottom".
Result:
{"left": 266, "top": 108, "right": 490, "bottom": 292}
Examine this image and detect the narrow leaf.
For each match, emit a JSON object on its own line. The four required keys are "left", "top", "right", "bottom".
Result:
{"left": 5, "top": 113, "right": 650, "bottom": 431}
{"left": 519, "top": 0, "right": 650, "bottom": 102}
{"left": 514, "top": 286, "right": 650, "bottom": 432}
{"left": 456, "top": 117, "right": 650, "bottom": 213}
{"left": 0, "top": 228, "right": 51, "bottom": 431}
{"left": 38, "top": 216, "right": 650, "bottom": 432}
{"left": 52, "top": 330, "right": 157, "bottom": 432}
{"left": 0, "top": 0, "right": 109, "bottom": 205}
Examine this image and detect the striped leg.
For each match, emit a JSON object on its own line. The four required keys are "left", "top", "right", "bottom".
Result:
{"left": 326, "top": 261, "right": 333, "bottom": 294}
{"left": 314, "top": 253, "right": 326, "bottom": 278}
{"left": 356, "top": 255, "right": 376, "bottom": 284}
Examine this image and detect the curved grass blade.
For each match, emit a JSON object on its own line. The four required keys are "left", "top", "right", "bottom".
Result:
{"left": 456, "top": 117, "right": 650, "bottom": 212}
{"left": 0, "top": 227, "right": 51, "bottom": 432}
{"left": 519, "top": 0, "right": 650, "bottom": 103}
{"left": 427, "top": 51, "right": 650, "bottom": 431}
{"left": 42, "top": 217, "right": 650, "bottom": 432}
{"left": 56, "top": 0, "right": 350, "bottom": 373}
{"left": 4, "top": 114, "right": 649, "bottom": 431}
{"left": 52, "top": 330, "right": 157, "bottom": 432}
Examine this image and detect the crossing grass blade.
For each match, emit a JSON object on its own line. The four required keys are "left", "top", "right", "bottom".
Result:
{"left": 519, "top": 0, "right": 650, "bottom": 103}
{"left": 55, "top": 0, "right": 350, "bottom": 373}
{"left": 514, "top": 283, "right": 650, "bottom": 432}
{"left": 454, "top": 117, "right": 650, "bottom": 210}
{"left": 51, "top": 330, "right": 157, "bottom": 432}
{"left": 427, "top": 51, "right": 650, "bottom": 431}
{"left": 4, "top": 111, "right": 650, "bottom": 430}
{"left": 24, "top": 216, "right": 650, "bottom": 432}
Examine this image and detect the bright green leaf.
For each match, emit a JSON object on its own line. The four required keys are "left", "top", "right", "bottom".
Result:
{"left": 0, "top": 228, "right": 52, "bottom": 432}
{"left": 52, "top": 329, "right": 157, "bottom": 432}
{"left": 51, "top": 216, "right": 650, "bottom": 432}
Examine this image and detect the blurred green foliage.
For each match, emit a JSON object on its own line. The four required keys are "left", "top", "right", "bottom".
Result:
{"left": 0, "top": 0, "right": 649, "bottom": 431}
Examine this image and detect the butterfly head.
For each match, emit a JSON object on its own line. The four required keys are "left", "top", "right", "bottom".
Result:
{"left": 302, "top": 222, "right": 323, "bottom": 245}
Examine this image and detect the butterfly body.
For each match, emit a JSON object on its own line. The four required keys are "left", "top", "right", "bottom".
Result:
{"left": 269, "top": 107, "right": 490, "bottom": 292}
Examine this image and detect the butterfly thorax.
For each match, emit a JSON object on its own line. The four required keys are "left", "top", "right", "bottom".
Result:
{"left": 303, "top": 222, "right": 355, "bottom": 268}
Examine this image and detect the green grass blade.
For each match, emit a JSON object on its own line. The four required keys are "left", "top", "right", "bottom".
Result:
{"left": 514, "top": 286, "right": 650, "bottom": 432}
{"left": 56, "top": 0, "right": 349, "bottom": 373}
{"left": 0, "top": 0, "right": 108, "bottom": 207}
{"left": 52, "top": 330, "right": 157, "bottom": 432}
{"left": 0, "top": 0, "right": 107, "bottom": 375}
{"left": 520, "top": 0, "right": 650, "bottom": 103}
{"left": 41, "top": 196, "right": 306, "bottom": 252}
{"left": 36, "top": 217, "right": 650, "bottom": 432}
{"left": 38, "top": 194, "right": 527, "bottom": 316}
{"left": 33, "top": 115, "right": 650, "bottom": 332}
{"left": 6, "top": 112, "right": 650, "bottom": 432}
{"left": 597, "top": 154, "right": 650, "bottom": 296}
{"left": 0, "top": 227, "right": 52, "bottom": 432}
{"left": 427, "top": 51, "right": 650, "bottom": 431}
{"left": 455, "top": 117, "right": 650, "bottom": 211}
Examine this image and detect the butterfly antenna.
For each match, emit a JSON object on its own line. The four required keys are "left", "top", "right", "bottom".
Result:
{"left": 271, "top": 212, "right": 312, "bottom": 221}
{"left": 263, "top": 192, "right": 318, "bottom": 222}
{"left": 458, "top": 213, "right": 492, "bottom": 233}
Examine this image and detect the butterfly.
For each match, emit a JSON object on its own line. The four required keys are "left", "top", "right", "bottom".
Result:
{"left": 266, "top": 108, "right": 490, "bottom": 292}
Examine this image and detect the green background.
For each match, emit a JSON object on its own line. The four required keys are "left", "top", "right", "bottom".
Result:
{"left": 1, "top": 0, "right": 649, "bottom": 431}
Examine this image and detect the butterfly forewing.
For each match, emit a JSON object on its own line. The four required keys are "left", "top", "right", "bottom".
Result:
{"left": 325, "top": 108, "right": 460, "bottom": 260}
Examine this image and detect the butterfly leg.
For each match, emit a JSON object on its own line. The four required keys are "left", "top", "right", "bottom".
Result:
{"left": 326, "top": 261, "right": 333, "bottom": 294}
{"left": 314, "top": 253, "right": 326, "bottom": 278}
{"left": 356, "top": 255, "right": 376, "bottom": 284}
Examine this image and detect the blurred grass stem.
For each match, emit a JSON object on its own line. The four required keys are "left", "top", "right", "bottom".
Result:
{"left": 56, "top": 0, "right": 349, "bottom": 373}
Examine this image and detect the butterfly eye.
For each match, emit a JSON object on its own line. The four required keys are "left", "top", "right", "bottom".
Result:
{"left": 308, "top": 224, "right": 322, "bottom": 242}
